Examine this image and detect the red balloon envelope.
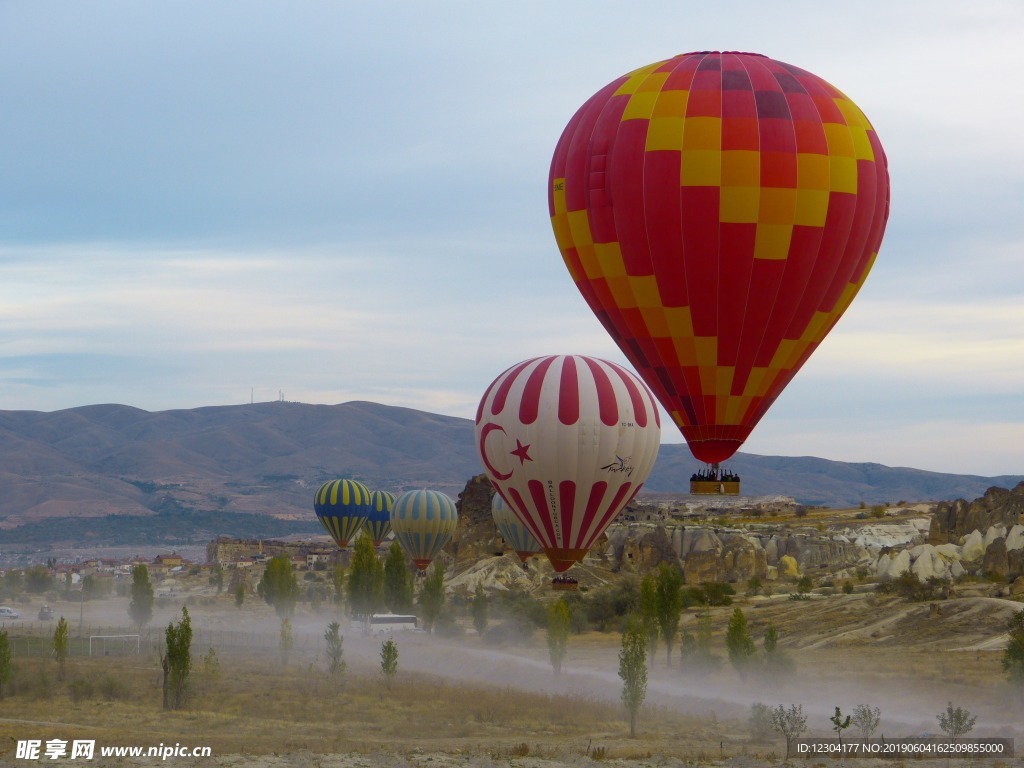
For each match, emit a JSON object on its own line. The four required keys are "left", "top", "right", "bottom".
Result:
{"left": 475, "top": 355, "right": 661, "bottom": 572}
{"left": 549, "top": 51, "right": 890, "bottom": 464}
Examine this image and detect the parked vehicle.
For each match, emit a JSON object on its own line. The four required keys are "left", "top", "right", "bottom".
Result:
{"left": 368, "top": 614, "right": 417, "bottom": 635}
{"left": 0, "top": 606, "right": 20, "bottom": 620}
{"left": 38, "top": 605, "right": 53, "bottom": 620}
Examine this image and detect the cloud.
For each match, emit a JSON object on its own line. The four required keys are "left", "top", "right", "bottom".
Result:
{"left": 0, "top": 2, "right": 1022, "bottom": 478}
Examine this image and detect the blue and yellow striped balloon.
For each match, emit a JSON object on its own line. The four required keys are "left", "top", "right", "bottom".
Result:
{"left": 390, "top": 489, "right": 458, "bottom": 570}
{"left": 314, "top": 479, "right": 371, "bottom": 549}
{"left": 365, "top": 490, "right": 395, "bottom": 546}
{"left": 491, "top": 493, "right": 541, "bottom": 564}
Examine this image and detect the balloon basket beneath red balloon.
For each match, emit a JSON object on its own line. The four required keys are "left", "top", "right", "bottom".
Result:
{"left": 551, "top": 576, "right": 578, "bottom": 591}
{"left": 689, "top": 480, "right": 740, "bottom": 496}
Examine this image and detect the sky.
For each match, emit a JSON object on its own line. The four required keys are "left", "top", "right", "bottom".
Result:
{"left": 0, "top": 1, "right": 1022, "bottom": 476}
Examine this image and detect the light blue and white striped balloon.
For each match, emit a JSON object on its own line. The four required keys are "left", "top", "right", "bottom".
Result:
{"left": 491, "top": 492, "right": 541, "bottom": 564}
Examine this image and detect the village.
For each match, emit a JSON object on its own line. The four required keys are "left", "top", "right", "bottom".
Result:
{"left": 0, "top": 536, "right": 346, "bottom": 621}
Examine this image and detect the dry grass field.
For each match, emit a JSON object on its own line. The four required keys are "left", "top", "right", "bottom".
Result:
{"left": 1, "top": 583, "right": 1023, "bottom": 767}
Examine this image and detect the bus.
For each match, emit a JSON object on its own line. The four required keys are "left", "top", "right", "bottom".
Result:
{"left": 368, "top": 614, "right": 418, "bottom": 634}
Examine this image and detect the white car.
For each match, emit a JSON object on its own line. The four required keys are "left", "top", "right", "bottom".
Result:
{"left": 0, "top": 606, "right": 19, "bottom": 620}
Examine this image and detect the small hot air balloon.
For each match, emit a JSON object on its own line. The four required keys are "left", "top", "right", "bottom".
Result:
{"left": 475, "top": 354, "right": 661, "bottom": 574}
{"left": 491, "top": 491, "right": 541, "bottom": 564}
{"left": 313, "top": 479, "right": 371, "bottom": 549}
{"left": 389, "top": 489, "right": 458, "bottom": 571}
{"left": 549, "top": 52, "right": 890, "bottom": 466}
{"left": 365, "top": 490, "right": 395, "bottom": 547}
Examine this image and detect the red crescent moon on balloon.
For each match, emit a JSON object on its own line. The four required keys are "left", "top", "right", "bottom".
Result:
{"left": 478, "top": 422, "right": 513, "bottom": 481}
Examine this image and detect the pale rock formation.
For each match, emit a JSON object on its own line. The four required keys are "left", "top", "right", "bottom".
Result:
{"left": 910, "top": 545, "right": 947, "bottom": 581}
{"left": 877, "top": 549, "right": 911, "bottom": 581}
{"left": 960, "top": 530, "right": 986, "bottom": 562}
{"left": 984, "top": 525, "right": 1007, "bottom": 549}
{"left": 848, "top": 519, "right": 929, "bottom": 549}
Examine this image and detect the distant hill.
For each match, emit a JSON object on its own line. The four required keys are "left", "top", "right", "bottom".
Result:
{"left": 0, "top": 400, "right": 1019, "bottom": 547}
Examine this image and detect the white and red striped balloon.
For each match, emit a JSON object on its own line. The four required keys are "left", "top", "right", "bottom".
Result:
{"left": 475, "top": 355, "right": 661, "bottom": 573}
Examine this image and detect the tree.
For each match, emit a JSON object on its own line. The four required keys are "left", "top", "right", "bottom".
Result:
{"left": 325, "top": 621, "right": 346, "bottom": 678}
{"left": 796, "top": 575, "right": 814, "bottom": 595}
{"left": 680, "top": 611, "right": 721, "bottom": 673}
{"left": 745, "top": 575, "right": 763, "bottom": 596}
{"left": 308, "top": 584, "right": 324, "bottom": 613}
{"left": 2, "top": 569, "right": 22, "bottom": 597}
{"left": 761, "top": 622, "right": 795, "bottom": 679}
{"left": 937, "top": 702, "right": 976, "bottom": 739}
{"left": 851, "top": 704, "right": 881, "bottom": 740}
{"left": 418, "top": 561, "right": 446, "bottom": 633}
{"left": 471, "top": 582, "right": 489, "bottom": 636}
{"left": 383, "top": 542, "right": 413, "bottom": 613}
{"left": 380, "top": 639, "right": 398, "bottom": 690}
{"left": 830, "top": 706, "right": 852, "bottom": 747}
{"left": 771, "top": 704, "right": 808, "bottom": 760}
{"left": 279, "top": 618, "right": 294, "bottom": 667}
{"left": 0, "top": 631, "right": 11, "bottom": 699}
{"left": 128, "top": 564, "right": 154, "bottom": 628}
{"left": 332, "top": 563, "right": 346, "bottom": 607}
{"left": 258, "top": 555, "right": 298, "bottom": 618}
{"left": 348, "top": 534, "right": 384, "bottom": 620}
{"left": 53, "top": 617, "right": 69, "bottom": 681}
{"left": 546, "top": 599, "right": 571, "bottom": 676}
{"left": 82, "top": 573, "right": 111, "bottom": 600}
{"left": 1001, "top": 608, "right": 1024, "bottom": 695}
{"left": 24, "top": 565, "right": 54, "bottom": 594}
{"left": 234, "top": 582, "right": 245, "bottom": 608}
{"left": 749, "top": 702, "right": 774, "bottom": 741}
{"left": 639, "top": 573, "right": 659, "bottom": 661}
{"left": 163, "top": 606, "right": 192, "bottom": 710}
{"left": 209, "top": 564, "right": 224, "bottom": 594}
{"left": 654, "top": 564, "right": 683, "bottom": 665}
{"left": 618, "top": 618, "right": 648, "bottom": 738}
{"left": 725, "top": 607, "right": 756, "bottom": 680}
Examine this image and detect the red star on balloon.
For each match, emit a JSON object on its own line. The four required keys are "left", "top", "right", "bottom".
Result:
{"left": 510, "top": 439, "right": 532, "bottom": 465}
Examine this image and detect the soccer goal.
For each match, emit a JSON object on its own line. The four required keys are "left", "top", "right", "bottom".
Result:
{"left": 88, "top": 634, "right": 141, "bottom": 656}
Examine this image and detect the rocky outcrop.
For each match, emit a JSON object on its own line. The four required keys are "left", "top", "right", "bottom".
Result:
{"left": 876, "top": 549, "right": 910, "bottom": 581}
{"left": 960, "top": 530, "right": 986, "bottom": 562}
{"left": 619, "top": 525, "right": 678, "bottom": 571}
{"left": 983, "top": 538, "right": 1010, "bottom": 578}
{"left": 929, "top": 483, "right": 1024, "bottom": 544}
{"left": 465, "top": 481, "right": 1024, "bottom": 590}
{"left": 453, "top": 474, "right": 504, "bottom": 561}
{"left": 721, "top": 536, "right": 768, "bottom": 583}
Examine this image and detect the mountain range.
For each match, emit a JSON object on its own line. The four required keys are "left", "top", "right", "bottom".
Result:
{"left": 0, "top": 400, "right": 1020, "bottom": 548}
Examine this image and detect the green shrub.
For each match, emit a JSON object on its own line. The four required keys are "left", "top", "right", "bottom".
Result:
{"left": 68, "top": 678, "right": 95, "bottom": 702}
{"left": 98, "top": 674, "right": 129, "bottom": 700}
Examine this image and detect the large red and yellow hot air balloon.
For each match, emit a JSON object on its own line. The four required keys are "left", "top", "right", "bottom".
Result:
{"left": 475, "top": 355, "right": 661, "bottom": 573}
{"left": 549, "top": 52, "right": 890, "bottom": 465}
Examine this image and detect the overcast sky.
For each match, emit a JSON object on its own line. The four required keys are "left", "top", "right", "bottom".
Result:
{"left": 1, "top": 1, "right": 1022, "bottom": 476}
